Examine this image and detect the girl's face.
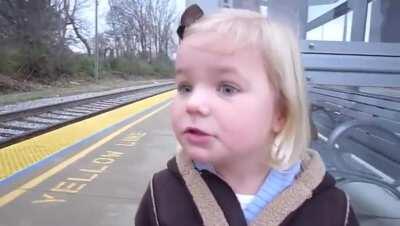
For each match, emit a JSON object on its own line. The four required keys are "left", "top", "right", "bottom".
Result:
{"left": 171, "top": 33, "right": 284, "bottom": 165}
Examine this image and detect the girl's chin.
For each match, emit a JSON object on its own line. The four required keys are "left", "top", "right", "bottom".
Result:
{"left": 183, "top": 147, "right": 213, "bottom": 162}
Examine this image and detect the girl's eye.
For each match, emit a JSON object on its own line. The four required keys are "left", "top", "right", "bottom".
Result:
{"left": 217, "top": 83, "right": 240, "bottom": 96}
{"left": 177, "top": 83, "right": 193, "bottom": 95}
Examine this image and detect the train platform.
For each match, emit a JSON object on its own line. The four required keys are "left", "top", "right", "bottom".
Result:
{"left": 1, "top": 89, "right": 399, "bottom": 226}
{"left": 0, "top": 91, "right": 176, "bottom": 226}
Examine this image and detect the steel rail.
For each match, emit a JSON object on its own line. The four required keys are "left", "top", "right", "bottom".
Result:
{"left": 0, "top": 81, "right": 175, "bottom": 148}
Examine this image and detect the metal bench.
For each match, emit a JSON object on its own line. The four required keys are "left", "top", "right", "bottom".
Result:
{"left": 302, "top": 40, "right": 400, "bottom": 198}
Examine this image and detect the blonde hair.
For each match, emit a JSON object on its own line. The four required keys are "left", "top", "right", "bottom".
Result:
{"left": 183, "top": 9, "right": 311, "bottom": 170}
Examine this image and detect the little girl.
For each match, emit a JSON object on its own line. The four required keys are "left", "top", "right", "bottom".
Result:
{"left": 135, "top": 6, "right": 359, "bottom": 226}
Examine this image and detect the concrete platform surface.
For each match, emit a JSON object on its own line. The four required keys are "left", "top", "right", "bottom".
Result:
{"left": 0, "top": 100, "right": 176, "bottom": 226}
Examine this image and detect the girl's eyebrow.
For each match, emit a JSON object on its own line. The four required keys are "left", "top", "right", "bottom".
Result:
{"left": 176, "top": 65, "right": 237, "bottom": 76}
{"left": 213, "top": 66, "right": 238, "bottom": 75}
{"left": 175, "top": 68, "right": 193, "bottom": 81}
{"left": 213, "top": 66, "right": 249, "bottom": 85}
{"left": 175, "top": 68, "right": 184, "bottom": 75}
{"left": 175, "top": 65, "right": 249, "bottom": 86}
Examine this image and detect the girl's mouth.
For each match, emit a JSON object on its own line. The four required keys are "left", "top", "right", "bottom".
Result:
{"left": 184, "top": 127, "right": 209, "bottom": 136}
{"left": 183, "top": 127, "right": 212, "bottom": 145}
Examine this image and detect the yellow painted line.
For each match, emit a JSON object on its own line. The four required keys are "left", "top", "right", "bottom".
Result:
{"left": 0, "top": 99, "right": 172, "bottom": 207}
{"left": 0, "top": 91, "right": 175, "bottom": 180}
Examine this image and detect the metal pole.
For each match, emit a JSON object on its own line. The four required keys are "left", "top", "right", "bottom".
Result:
{"left": 95, "top": 0, "right": 99, "bottom": 80}
{"left": 343, "top": 13, "right": 348, "bottom": 41}
{"left": 350, "top": 0, "right": 368, "bottom": 41}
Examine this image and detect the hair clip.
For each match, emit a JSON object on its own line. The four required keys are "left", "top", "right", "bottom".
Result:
{"left": 177, "top": 4, "right": 204, "bottom": 41}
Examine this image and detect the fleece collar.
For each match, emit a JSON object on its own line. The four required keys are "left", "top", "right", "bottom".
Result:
{"left": 174, "top": 149, "right": 326, "bottom": 226}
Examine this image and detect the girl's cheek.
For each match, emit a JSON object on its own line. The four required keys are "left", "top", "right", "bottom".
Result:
{"left": 170, "top": 103, "right": 179, "bottom": 120}
{"left": 170, "top": 98, "right": 186, "bottom": 127}
{"left": 170, "top": 108, "right": 181, "bottom": 139}
{"left": 170, "top": 99, "right": 179, "bottom": 120}
{"left": 171, "top": 97, "right": 184, "bottom": 115}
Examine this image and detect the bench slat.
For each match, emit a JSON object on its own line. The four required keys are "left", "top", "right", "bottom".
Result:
{"left": 310, "top": 93, "right": 400, "bottom": 123}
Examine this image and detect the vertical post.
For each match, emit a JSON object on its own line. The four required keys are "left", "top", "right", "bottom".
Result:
{"left": 234, "top": 0, "right": 260, "bottom": 12}
{"left": 370, "top": 0, "right": 400, "bottom": 43}
{"left": 343, "top": 13, "right": 348, "bottom": 41}
{"left": 267, "top": 0, "right": 308, "bottom": 38}
{"left": 95, "top": 0, "right": 99, "bottom": 80}
{"left": 350, "top": 0, "right": 368, "bottom": 41}
{"left": 299, "top": 1, "right": 308, "bottom": 39}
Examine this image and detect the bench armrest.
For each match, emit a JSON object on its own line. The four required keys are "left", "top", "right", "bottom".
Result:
{"left": 327, "top": 119, "right": 400, "bottom": 149}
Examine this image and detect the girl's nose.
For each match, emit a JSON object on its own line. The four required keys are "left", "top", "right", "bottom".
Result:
{"left": 185, "top": 89, "right": 211, "bottom": 116}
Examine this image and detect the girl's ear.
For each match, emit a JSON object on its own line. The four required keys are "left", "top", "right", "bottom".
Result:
{"left": 272, "top": 114, "right": 286, "bottom": 133}
{"left": 272, "top": 100, "right": 287, "bottom": 133}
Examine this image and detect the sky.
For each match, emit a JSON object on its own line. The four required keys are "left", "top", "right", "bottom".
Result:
{"left": 81, "top": 0, "right": 111, "bottom": 34}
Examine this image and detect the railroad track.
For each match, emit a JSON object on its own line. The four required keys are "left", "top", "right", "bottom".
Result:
{"left": 0, "top": 81, "right": 175, "bottom": 148}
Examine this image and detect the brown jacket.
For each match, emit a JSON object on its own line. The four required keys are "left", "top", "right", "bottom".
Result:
{"left": 135, "top": 150, "right": 359, "bottom": 226}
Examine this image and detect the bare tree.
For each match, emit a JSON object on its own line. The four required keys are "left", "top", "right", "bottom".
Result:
{"left": 65, "top": 0, "right": 92, "bottom": 55}
{"left": 0, "top": 0, "right": 62, "bottom": 77}
{"left": 106, "top": 0, "right": 176, "bottom": 61}
{"left": 0, "top": 0, "right": 93, "bottom": 79}
{"left": 150, "top": 0, "right": 176, "bottom": 57}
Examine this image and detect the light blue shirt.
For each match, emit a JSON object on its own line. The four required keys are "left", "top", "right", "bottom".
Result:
{"left": 194, "top": 161, "right": 301, "bottom": 223}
